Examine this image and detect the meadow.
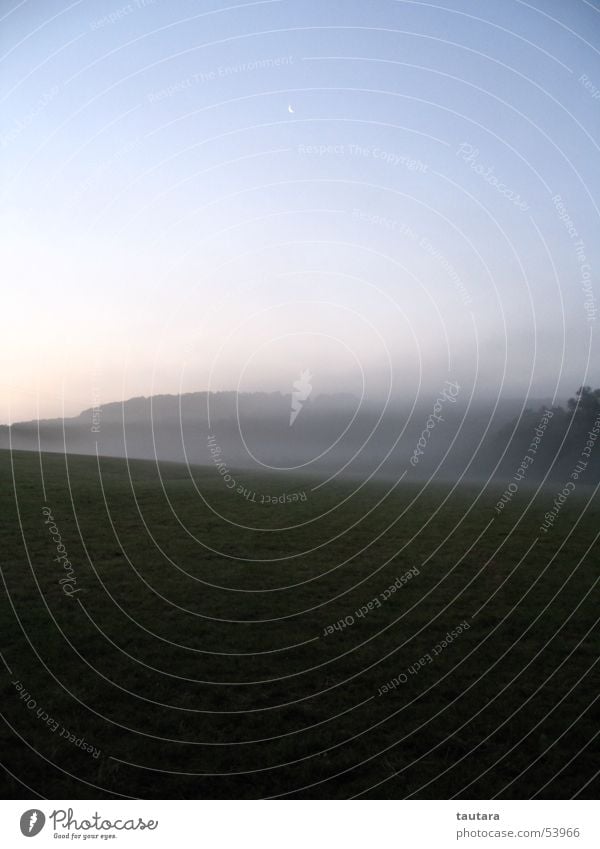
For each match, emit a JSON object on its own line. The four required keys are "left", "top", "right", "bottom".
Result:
{"left": 0, "top": 448, "right": 597, "bottom": 799}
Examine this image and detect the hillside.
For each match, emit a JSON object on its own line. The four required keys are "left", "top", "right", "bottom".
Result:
{"left": 0, "top": 390, "right": 567, "bottom": 483}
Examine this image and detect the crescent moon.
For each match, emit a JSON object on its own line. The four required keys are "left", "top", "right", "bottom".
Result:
{"left": 288, "top": 104, "right": 295, "bottom": 113}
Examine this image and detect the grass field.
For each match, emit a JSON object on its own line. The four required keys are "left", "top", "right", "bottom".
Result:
{"left": 0, "top": 448, "right": 598, "bottom": 799}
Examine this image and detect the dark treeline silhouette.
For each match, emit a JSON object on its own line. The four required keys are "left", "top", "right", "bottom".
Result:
{"left": 495, "top": 386, "right": 600, "bottom": 482}
{"left": 1, "top": 387, "right": 599, "bottom": 486}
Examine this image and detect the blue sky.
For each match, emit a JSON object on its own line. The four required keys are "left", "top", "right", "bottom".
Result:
{"left": 1, "top": 0, "right": 600, "bottom": 421}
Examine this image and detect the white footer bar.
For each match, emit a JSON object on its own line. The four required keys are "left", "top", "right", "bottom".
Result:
{"left": 0, "top": 800, "right": 597, "bottom": 848}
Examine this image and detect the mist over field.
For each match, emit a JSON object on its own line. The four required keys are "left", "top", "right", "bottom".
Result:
{"left": 0, "top": 387, "right": 570, "bottom": 482}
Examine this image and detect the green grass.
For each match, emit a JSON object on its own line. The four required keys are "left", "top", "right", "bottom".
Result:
{"left": 0, "top": 449, "right": 598, "bottom": 799}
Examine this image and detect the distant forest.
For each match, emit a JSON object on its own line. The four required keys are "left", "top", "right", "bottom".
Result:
{"left": 2, "top": 386, "right": 599, "bottom": 485}
{"left": 498, "top": 386, "right": 600, "bottom": 481}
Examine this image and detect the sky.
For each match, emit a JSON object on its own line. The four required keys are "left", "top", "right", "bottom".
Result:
{"left": 1, "top": 0, "right": 600, "bottom": 423}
